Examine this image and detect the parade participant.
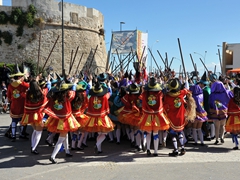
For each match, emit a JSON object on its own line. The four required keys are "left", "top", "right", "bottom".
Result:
{"left": 118, "top": 82, "right": 142, "bottom": 149}
{"left": 138, "top": 77, "right": 170, "bottom": 156}
{"left": 163, "top": 77, "right": 196, "bottom": 156}
{"left": 189, "top": 84, "right": 208, "bottom": 146}
{"left": 44, "top": 80, "right": 80, "bottom": 164}
{"left": 108, "top": 81, "right": 124, "bottom": 144}
{"left": 225, "top": 86, "right": 240, "bottom": 149}
{"left": 71, "top": 81, "right": 89, "bottom": 150}
{"left": 84, "top": 81, "right": 114, "bottom": 154}
{"left": 198, "top": 72, "right": 213, "bottom": 141}
{"left": 20, "top": 75, "right": 51, "bottom": 154}
{"left": 208, "top": 80, "right": 233, "bottom": 145}
{"left": 7, "top": 64, "right": 29, "bottom": 142}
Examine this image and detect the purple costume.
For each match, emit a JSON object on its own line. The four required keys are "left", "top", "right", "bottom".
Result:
{"left": 208, "top": 81, "right": 233, "bottom": 120}
{"left": 190, "top": 84, "right": 208, "bottom": 122}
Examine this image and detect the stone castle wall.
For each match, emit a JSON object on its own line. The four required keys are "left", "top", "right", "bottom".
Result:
{"left": 0, "top": 0, "right": 107, "bottom": 75}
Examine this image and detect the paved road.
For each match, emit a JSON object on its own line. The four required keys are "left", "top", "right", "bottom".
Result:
{"left": 0, "top": 113, "right": 240, "bottom": 180}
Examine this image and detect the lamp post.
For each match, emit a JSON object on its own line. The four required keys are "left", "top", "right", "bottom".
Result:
{"left": 61, "top": 0, "right": 64, "bottom": 76}
{"left": 120, "top": 22, "right": 125, "bottom": 31}
{"left": 150, "top": 40, "right": 159, "bottom": 72}
{"left": 194, "top": 51, "right": 207, "bottom": 64}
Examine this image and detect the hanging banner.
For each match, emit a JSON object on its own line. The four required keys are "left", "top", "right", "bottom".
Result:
{"left": 137, "top": 31, "right": 148, "bottom": 64}
{"left": 111, "top": 30, "right": 137, "bottom": 54}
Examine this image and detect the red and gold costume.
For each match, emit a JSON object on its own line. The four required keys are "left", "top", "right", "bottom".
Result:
{"left": 84, "top": 92, "right": 114, "bottom": 133}
{"left": 21, "top": 88, "right": 49, "bottom": 126}
{"left": 163, "top": 89, "right": 189, "bottom": 132}
{"left": 225, "top": 98, "right": 240, "bottom": 134}
{"left": 118, "top": 93, "right": 142, "bottom": 126}
{"left": 44, "top": 91, "right": 80, "bottom": 133}
{"left": 138, "top": 91, "right": 170, "bottom": 132}
{"left": 71, "top": 91, "right": 89, "bottom": 129}
{"left": 7, "top": 80, "right": 29, "bottom": 118}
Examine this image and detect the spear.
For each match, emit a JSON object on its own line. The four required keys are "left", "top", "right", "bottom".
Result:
{"left": 74, "top": 52, "right": 84, "bottom": 75}
{"left": 69, "top": 46, "right": 79, "bottom": 75}
{"left": 107, "top": 60, "right": 112, "bottom": 72}
{"left": 41, "top": 35, "right": 60, "bottom": 73}
{"left": 37, "top": 32, "right": 41, "bottom": 74}
{"left": 214, "top": 65, "right": 217, "bottom": 74}
{"left": 177, "top": 38, "right": 187, "bottom": 78}
{"left": 165, "top": 52, "right": 169, "bottom": 69}
{"left": 111, "top": 53, "right": 134, "bottom": 73}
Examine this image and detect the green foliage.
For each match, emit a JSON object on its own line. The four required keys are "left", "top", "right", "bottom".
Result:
{"left": 10, "top": 7, "right": 23, "bottom": 24}
{"left": 0, "top": 11, "right": 9, "bottom": 24}
{"left": 2, "top": 31, "right": 13, "bottom": 45}
{"left": 28, "top": 4, "right": 37, "bottom": 16}
{"left": 0, "top": 30, "right": 2, "bottom": 38}
{"left": 16, "top": 25, "right": 24, "bottom": 36}
{"left": 26, "top": 12, "right": 34, "bottom": 27}
{"left": 0, "top": 63, "right": 15, "bottom": 73}
{"left": 0, "top": 39, "right": 2, "bottom": 46}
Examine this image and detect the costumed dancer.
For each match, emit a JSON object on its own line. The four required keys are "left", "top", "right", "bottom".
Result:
{"left": 84, "top": 80, "right": 114, "bottom": 154}
{"left": 163, "top": 78, "right": 196, "bottom": 156}
{"left": 71, "top": 81, "right": 89, "bottom": 150}
{"left": 118, "top": 82, "right": 142, "bottom": 149}
{"left": 225, "top": 86, "right": 240, "bottom": 149}
{"left": 189, "top": 83, "right": 208, "bottom": 146}
{"left": 44, "top": 80, "right": 80, "bottom": 164}
{"left": 20, "top": 76, "right": 51, "bottom": 154}
{"left": 108, "top": 82, "right": 125, "bottom": 144}
{"left": 198, "top": 72, "right": 213, "bottom": 141}
{"left": 208, "top": 80, "right": 233, "bottom": 145}
{"left": 138, "top": 77, "right": 170, "bottom": 156}
{"left": 7, "top": 64, "right": 29, "bottom": 141}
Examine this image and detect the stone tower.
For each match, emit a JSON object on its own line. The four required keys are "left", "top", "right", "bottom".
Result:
{"left": 0, "top": 0, "right": 107, "bottom": 75}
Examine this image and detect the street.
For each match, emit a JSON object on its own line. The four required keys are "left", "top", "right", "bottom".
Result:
{"left": 0, "top": 113, "right": 240, "bottom": 180}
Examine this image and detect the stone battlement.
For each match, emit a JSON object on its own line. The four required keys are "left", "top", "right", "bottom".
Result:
{"left": 10, "top": 0, "right": 104, "bottom": 29}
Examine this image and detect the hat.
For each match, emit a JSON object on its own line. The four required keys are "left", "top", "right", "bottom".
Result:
{"left": 9, "top": 64, "right": 25, "bottom": 77}
{"left": 144, "top": 77, "right": 162, "bottom": 91}
{"left": 167, "top": 78, "right": 181, "bottom": 93}
{"left": 89, "top": 81, "right": 108, "bottom": 97}
{"left": 209, "top": 73, "right": 218, "bottom": 82}
{"left": 97, "top": 73, "right": 108, "bottom": 82}
{"left": 76, "top": 81, "right": 88, "bottom": 91}
{"left": 126, "top": 82, "right": 140, "bottom": 94}
{"left": 199, "top": 71, "right": 209, "bottom": 85}
{"left": 51, "top": 81, "right": 73, "bottom": 93}
{"left": 38, "top": 79, "right": 46, "bottom": 86}
{"left": 233, "top": 86, "right": 240, "bottom": 106}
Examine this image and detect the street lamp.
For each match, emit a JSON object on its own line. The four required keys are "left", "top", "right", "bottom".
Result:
{"left": 194, "top": 51, "right": 207, "bottom": 64}
{"left": 120, "top": 22, "right": 125, "bottom": 31}
{"left": 150, "top": 40, "right": 159, "bottom": 72}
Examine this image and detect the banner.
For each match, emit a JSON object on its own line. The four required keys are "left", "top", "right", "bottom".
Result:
{"left": 111, "top": 30, "right": 137, "bottom": 54}
{"left": 137, "top": 31, "right": 148, "bottom": 65}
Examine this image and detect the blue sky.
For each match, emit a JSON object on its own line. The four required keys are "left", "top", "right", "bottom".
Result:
{"left": 3, "top": 0, "right": 240, "bottom": 76}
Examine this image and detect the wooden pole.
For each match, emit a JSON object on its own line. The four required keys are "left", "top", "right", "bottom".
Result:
{"left": 74, "top": 52, "right": 84, "bottom": 75}
{"left": 37, "top": 32, "right": 41, "bottom": 74}
{"left": 148, "top": 48, "right": 161, "bottom": 72}
{"left": 41, "top": 35, "right": 60, "bottom": 73}
{"left": 189, "top": 54, "right": 198, "bottom": 78}
{"left": 199, "top": 58, "right": 209, "bottom": 73}
{"left": 156, "top": 50, "right": 167, "bottom": 70}
{"left": 68, "top": 49, "right": 74, "bottom": 74}
{"left": 169, "top": 57, "right": 174, "bottom": 69}
{"left": 88, "top": 45, "right": 98, "bottom": 74}
{"left": 218, "top": 48, "right": 223, "bottom": 74}
{"left": 69, "top": 46, "right": 79, "bottom": 75}
{"left": 177, "top": 38, "right": 187, "bottom": 78}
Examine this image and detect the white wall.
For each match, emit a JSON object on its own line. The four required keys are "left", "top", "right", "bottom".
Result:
{"left": 227, "top": 43, "right": 240, "bottom": 68}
